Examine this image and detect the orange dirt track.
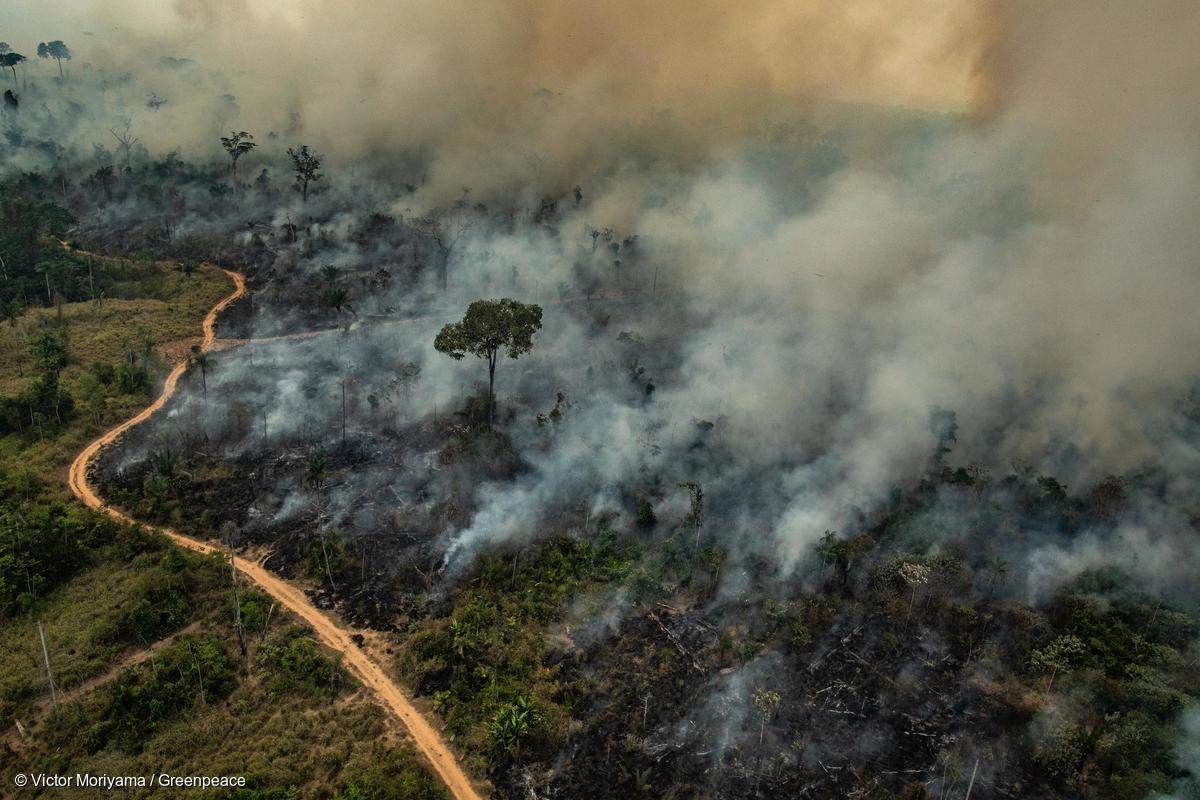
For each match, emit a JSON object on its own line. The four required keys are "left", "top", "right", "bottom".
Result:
{"left": 66, "top": 267, "right": 484, "bottom": 800}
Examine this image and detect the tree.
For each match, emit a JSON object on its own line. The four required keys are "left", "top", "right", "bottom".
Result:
{"left": 434, "top": 299, "right": 543, "bottom": 428}
{"left": 190, "top": 348, "right": 212, "bottom": 404}
{"left": 36, "top": 40, "right": 71, "bottom": 80}
{"left": 302, "top": 457, "right": 339, "bottom": 589}
{"left": 322, "top": 287, "right": 352, "bottom": 316}
{"left": 752, "top": 686, "right": 781, "bottom": 746}
{"left": 1, "top": 53, "right": 25, "bottom": 87}
{"left": 418, "top": 200, "right": 472, "bottom": 293}
{"left": 218, "top": 520, "right": 248, "bottom": 658}
{"left": 111, "top": 123, "right": 138, "bottom": 172}
{"left": 678, "top": 481, "right": 704, "bottom": 548}
{"left": 31, "top": 330, "right": 68, "bottom": 376}
{"left": 387, "top": 361, "right": 421, "bottom": 425}
{"left": 287, "top": 145, "right": 322, "bottom": 201}
{"left": 487, "top": 695, "right": 541, "bottom": 760}
{"left": 320, "top": 264, "right": 339, "bottom": 288}
{"left": 899, "top": 561, "right": 931, "bottom": 632}
{"left": 1030, "top": 634, "right": 1087, "bottom": 694}
{"left": 219, "top": 131, "right": 256, "bottom": 179}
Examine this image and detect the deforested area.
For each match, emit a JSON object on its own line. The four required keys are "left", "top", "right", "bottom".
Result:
{"left": 2, "top": 2, "right": 1199, "bottom": 799}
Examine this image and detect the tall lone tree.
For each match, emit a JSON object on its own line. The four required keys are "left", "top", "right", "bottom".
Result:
{"left": 220, "top": 131, "right": 256, "bottom": 179}
{"left": 1, "top": 52, "right": 25, "bottom": 87}
{"left": 287, "top": 144, "right": 322, "bottom": 202}
{"left": 434, "top": 299, "right": 542, "bottom": 428}
{"left": 36, "top": 40, "right": 71, "bottom": 80}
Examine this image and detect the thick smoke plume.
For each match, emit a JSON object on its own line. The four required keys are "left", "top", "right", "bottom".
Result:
{"left": 5, "top": 3, "right": 1200, "bottom": 790}
{"left": 8, "top": 0, "right": 990, "bottom": 198}
{"left": 12, "top": 0, "right": 1196, "bottom": 591}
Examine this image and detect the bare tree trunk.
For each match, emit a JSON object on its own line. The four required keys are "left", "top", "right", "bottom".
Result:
{"left": 38, "top": 621, "right": 58, "bottom": 712}
{"left": 190, "top": 641, "right": 206, "bottom": 705}
{"left": 227, "top": 538, "right": 247, "bottom": 658}
{"left": 964, "top": 759, "right": 980, "bottom": 800}
{"left": 487, "top": 353, "right": 497, "bottom": 428}
{"left": 320, "top": 531, "right": 336, "bottom": 589}
{"left": 260, "top": 602, "right": 276, "bottom": 643}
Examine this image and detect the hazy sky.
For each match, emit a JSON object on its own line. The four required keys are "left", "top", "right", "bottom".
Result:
{"left": 5, "top": 0, "right": 987, "bottom": 112}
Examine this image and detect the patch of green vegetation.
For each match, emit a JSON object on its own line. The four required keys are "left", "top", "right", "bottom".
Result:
{"left": 0, "top": 527, "right": 225, "bottom": 722}
{"left": 256, "top": 625, "right": 346, "bottom": 699}
{"left": 399, "top": 531, "right": 637, "bottom": 772}
{"left": 0, "top": 246, "right": 231, "bottom": 493}
{"left": 1022, "top": 584, "right": 1198, "bottom": 797}
{"left": 0, "top": 239, "right": 445, "bottom": 799}
{"left": 329, "top": 743, "right": 447, "bottom": 800}
{"left": 71, "top": 634, "right": 236, "bottom": 752}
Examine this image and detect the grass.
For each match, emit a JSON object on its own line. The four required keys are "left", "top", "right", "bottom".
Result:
{"left": 0, "top": 259, "right": 231, "bottom": 394}
{"left": 0, "top": 255, "right": 232, "bottom": 494}
{"left": 1, "top": 564, "right": 444, "bottom": 799}
{"left": 0, "top": 246, "right": 446, "bottom": 798}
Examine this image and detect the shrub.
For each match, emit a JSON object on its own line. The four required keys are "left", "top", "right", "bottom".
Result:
{"left": 105, "top": 635, "right": 235, "bottom": 750}
{"left": 256, "top": 625, "right": 346, "bottom": 698}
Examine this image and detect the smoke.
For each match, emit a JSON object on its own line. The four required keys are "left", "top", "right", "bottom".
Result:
{"left": 5, "top": 0, "right": 993, "bottom": 198}
{"left": 14, "top": 0, "right": 1193, "bottom": 591}
{"left": 13, "top": 1, "right": 1198, "bottom": 788}
{"left": 1154, "top": 706, "right": 1200, "bottom": 799}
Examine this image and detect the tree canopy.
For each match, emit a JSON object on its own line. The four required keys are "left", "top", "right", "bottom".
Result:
{"left": 1, "top": 52, "right": 25, "bottom": 86}
{"left": 434, "top": 298, "right": 542, "bottom": 426}
{"left": 36, "top": 40, "right": 70, "bottom": 78}
{"left": 287, "top": 144, "right": 322, "bottom": 201}
{"left": 220, "top": 130, "right": 256, "bottom": 177}
{"left": 0, "top": 197, "right": 77, "bottom": 304}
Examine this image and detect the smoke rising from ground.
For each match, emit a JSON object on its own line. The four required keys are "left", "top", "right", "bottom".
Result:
{"left": 11, "top": 2, "right": 1199, "bottom": 792}
{"left": 9, "top": 0, "right": 1192, "bottom": 589}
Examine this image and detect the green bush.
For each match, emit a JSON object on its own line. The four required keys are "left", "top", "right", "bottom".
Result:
{"left": 103, "top": 635, "right": 236, "bottom": 750}
{"left": 256, "top": 625, "right": 346, "bottom": 698}
{"left": 303, "top": 535, "right": 350, "bottom": 584}
{"left": 332, "top": 743, "right": 447, "bottom": 800}
{"left": 0, "top": 498, "right": 141, "bottom": 616}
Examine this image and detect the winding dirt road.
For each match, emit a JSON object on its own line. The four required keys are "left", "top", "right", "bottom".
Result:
{"left": 66, "top": 266, "right": 484, "bottom": 800}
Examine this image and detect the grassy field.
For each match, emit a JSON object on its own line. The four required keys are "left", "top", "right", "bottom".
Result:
{"left": 0, "top": 256, "right": 231, "bottom": 495}
{"left": 0, "top": 246, "right": 446, "bottom": 799}
{"left": 0, "top": 550, "right": 444, "bottom": 799}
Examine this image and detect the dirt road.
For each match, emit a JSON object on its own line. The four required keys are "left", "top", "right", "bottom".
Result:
{"left": 66, "top": 266, "right": 485, "bottom": 800}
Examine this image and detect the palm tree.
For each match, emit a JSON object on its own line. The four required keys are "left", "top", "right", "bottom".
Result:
{"left": 303, "top": 456, "right": 330, "bottom": 492}
{"left": 190, "top": 349, "right": 213, "bottom": 445}
{"left": 322, "top": 286, "right": 352, "bottom": 316}
{"left": 320, "top": 264, "right": 339, "bottom": 288}
{"left": 190, "top": 350, "right": 212, "bottom": 405}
